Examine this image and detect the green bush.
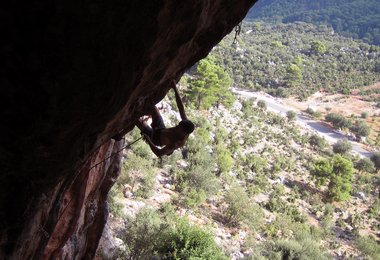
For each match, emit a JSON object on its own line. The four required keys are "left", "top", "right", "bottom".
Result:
{"left": 320, "top": 204, "right": 335, "bottom": 234}
{"left": 271, "top": 155, "right": 288, "bottom": 174}
{"left": 305, "top": 107, "right": 315, "bottom": 116}
{"left": 312, "top": 155, "right": 353, "bottom": 201}
{"left": 267, "top": 192, "right": 306, "bottom": 223}
{"left": 326, "top": 113, "right": 352, "bottom": 129}
{"left": 368, "top": 198, "right": 380, "bottom": 219}
{"left": 107, "top": 185, "right": 124, "bottom": 218}
{"left": 180, "top": 187, "right": 207, "bottom": 209}
{"left": 265, "top": 238, "right": 330, "bottom": 260}
{"left": 332, "top": 139, "right": 352, "bottom": 155}
{"left": 350, "top": 120, "right": 371, "bottom": 138}
{"left": 257, "top": 100, "right": 267, "bottom": 110}
{"left": 356, "top": 235, "right": 380, "bottom": 259}
{"left": 286, "top": 110, "right": 296, "bottom": 121}
{"left": 371, "top": 152, "right": 380, "bottom": 170}
{"left": 120, "top": 152, "right": 156, "bottom": 198}
{"left": 157, "top": 218, "right": 228, "bottom": 260}
{"left": 121, "top": 207, "right": 227, "bottom": 260}
{"left": 122, "top": 207, "right": 163, "bottom": 259}
{"left": 309, "top": 134, "right": 327, "bottom": 151}
{"left": 215, "top": 144, "right": 233, "bottom": 174}
{"left": 224, "top": 185, "right": 264, "bottom": 229}
{"left": 311, "top": 40, "right": 327, "bottom": 55}
{"left": 355, "top": 157, "right": 375, "bottom": 173}
{"left": 247, "top": 154, "right": 268, "bottom": 174}
{"left": 134, "top": 169, "right": 156, "bottom": 198}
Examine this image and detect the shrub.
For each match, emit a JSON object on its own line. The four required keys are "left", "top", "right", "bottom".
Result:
{"left": 309, "top": 134, "right": 327, "bottom": 150}
{"left": 215, "top": 144, "right": 233, "bottom": 174}
{"left": 135, "top": 169, "right": 156, "bottom": 198}
{"left": 257, "top": 100, "right": 267, "bottom": 110}
{"left": 306, "top": 107, "right": 315, "bottom": 115}
{"left": 320, "top": 204, "right": 335, "bottom": 234}
{"left": 265, "top": 238, "right": 330, "bottom": 260}
{"left": 328, "top": 155, "right": 354, "bottom": 201}
{"left": 122, "top": 207, "right": 228, "bottom": 260}
{"left": 350, "top": 120, "right": 371, "bottom": 138}
{"left": 368, "top": 198, "right": 380, "bottom": 219}
{"left": 176, "top": 164, "right": 219, "bottom": 208}
{"left": 224, "top": 185, "right": 263, "bottom": 229}
{"left": 355, "top": 158, "right": 375, "bottom": 173}
{"left": 326, "top": 113, "right": 352, "bottom": 129}
{"left": 108, "top": 185, "right": 124, "bottom": 218}
{"left": 121, "top": 153, "right": 156, "bottom": 198}
{"left": 267, "top": 193, "right": 306, "bottom": 223}
{"left": 271, "top": 155, "right": 288, "bottom": 174}
{"left": 180, "top": 187, "right": 207, "bottom": 209}
{"left": 312, "top": 155, "right": 353, "bottom": 201}
{"left": 332, "top": 139, "right": 352, "bottom": 155}
{"left": 247, "top": 154, "right": 268, "bottom": 174}
{"left": 275, "top": 87, "right": 289, "bottom": 98}
{"left": 122, "top": 207, "right": 163, "bottom": 259}
{"left": 157, "top": 218, "right": 228, "bottom": 260}
{"left": 287, "top": 110, "right": 296, "bottom": 121}
{"left": 370, "top": 152, "right": 380, "bottom": 170}
{"left": 356, "top": 235, "right": 380, "bottom": 259}
{"left": 311, "top": 40, "right": 327, "bottom": 54}
{"left": 176, "top": 138, "right": 220, "bottom": 208}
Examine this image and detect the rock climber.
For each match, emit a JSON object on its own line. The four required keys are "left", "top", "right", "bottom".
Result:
{"left": 137, "top": 80, "right": 195, "bottom": 157}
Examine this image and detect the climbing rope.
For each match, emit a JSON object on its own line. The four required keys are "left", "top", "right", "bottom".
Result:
{"left": 46, "top": 136, "right": 143, "bottom": 235}
{"left": 87, "top": 136, "right": 143, "bottom": 172}
{"left": 233, "top": 22, "right": 242, "bottom": 45}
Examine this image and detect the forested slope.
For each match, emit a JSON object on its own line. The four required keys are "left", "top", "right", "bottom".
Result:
{"left": 211, "top": 21, "right": 380, "bottom": 99}
{"left": 247, "top": 0, "right": 380, "bottom": 45}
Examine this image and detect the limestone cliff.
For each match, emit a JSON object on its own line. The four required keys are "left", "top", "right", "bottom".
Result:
{"left": 0, "top": 1, "right": 256, "bottom": 259}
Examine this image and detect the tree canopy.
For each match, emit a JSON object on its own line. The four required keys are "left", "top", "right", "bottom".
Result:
{"left": 186, "top": 56, "right": 234, "bottom": 109}
{"left": 312, "top": 155, "right": 353, "bottom": 201}
{"left": 246, "top": 0, "right": 380, "bottom": 45}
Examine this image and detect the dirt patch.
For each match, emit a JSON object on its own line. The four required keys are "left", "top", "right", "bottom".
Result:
{"left": 284, "top": 85, "right": 380, "bottom": 142}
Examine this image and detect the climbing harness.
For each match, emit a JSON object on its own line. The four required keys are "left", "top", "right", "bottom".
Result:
{"left": 233, "top": 22, "right": 242, "bottom": 45}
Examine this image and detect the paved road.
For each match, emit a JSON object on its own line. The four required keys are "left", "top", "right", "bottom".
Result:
{"left": 233, "top": 89, "right": 372, "bottom": 158}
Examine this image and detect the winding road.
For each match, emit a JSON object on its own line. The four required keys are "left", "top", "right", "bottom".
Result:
{"left": 233, "top": 89, "right": 372, "bottom": 158}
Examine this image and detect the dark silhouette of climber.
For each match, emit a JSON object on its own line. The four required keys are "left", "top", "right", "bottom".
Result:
{"left": 138, "top": 81, "right": 195, "bottom": 157}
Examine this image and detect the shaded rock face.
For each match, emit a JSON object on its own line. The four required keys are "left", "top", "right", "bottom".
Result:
{"left": 0, "top": 1, "right": 255, "bottom": 259}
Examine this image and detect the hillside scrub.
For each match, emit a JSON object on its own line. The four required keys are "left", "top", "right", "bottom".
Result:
{"left": 211, "top": 22, "right": 380, "bottom": 99}
{"left": 246, "top": 0, "right": 380, "bottom": 45}
{"left": 104, "top": 61, "right": 379, "bottom": 259}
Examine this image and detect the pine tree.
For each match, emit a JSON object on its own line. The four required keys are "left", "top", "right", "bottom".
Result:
{"left": 187, "top": 56, "right": 234, "bottom": 109}
{"left": 312, "top": 155, "right": 353, "bottom": 202}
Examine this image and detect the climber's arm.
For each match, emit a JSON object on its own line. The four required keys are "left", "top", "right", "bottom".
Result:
{"left": 171, "top": 81, "right": 187, "bottom": 120}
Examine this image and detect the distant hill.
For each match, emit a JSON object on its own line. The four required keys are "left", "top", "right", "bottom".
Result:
{"left": 211, "top": 22, "right": 380, "bottom": 100}
{"left": 247, "top": 0, "right": 380, "bottom": 45}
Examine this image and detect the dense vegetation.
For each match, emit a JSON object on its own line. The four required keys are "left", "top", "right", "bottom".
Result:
{"left": 211, "top": 21, "right": 380, "bottom": 100}
{"left": 105, "top": 82, "right": 380, "bottom": 258}
{"left": 247, "top": 0, "right": 380, "bottom": 45}
{"left": 102, "top": 8, "right": 380, "bottom": 259}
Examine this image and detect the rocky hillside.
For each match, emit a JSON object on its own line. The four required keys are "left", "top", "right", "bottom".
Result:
{"left": 101, "top": 88, "right": 380, "bottom": 259}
